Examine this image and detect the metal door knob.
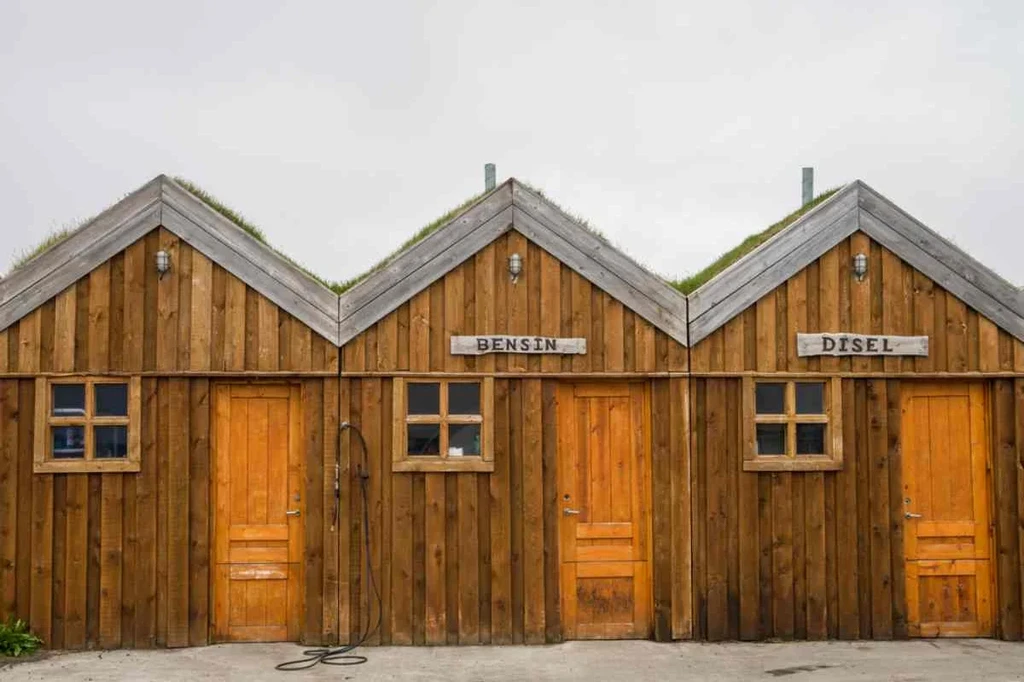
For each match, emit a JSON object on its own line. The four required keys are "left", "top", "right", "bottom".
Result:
{"left": 563, "top": 508, "right": 580, "bottom": 516}
{"left": 286, "top": 509, "right": 301, "bottom": 517}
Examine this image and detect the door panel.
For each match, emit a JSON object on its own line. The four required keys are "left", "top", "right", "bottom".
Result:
{"left": 213, "top": 384, "right": 303, "bottom": 642}
{"left": 559, "top": 382, "right": 651, "bottom": 640}
{"left": 902, "top": 382, "right": 992, "bottom": 637}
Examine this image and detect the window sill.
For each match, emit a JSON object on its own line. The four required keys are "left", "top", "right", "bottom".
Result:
{"left": 34, "top": 459, "right": 141, "bottom": 474}
{"left": 743, "top": 457, "right": 842, "bottom": 473}
{"left": 392, "top": 457, "right": 495, "bottom": 473}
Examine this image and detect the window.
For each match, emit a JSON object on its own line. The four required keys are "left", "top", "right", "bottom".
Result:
{"left": 392, "top": 377, "right": 494, "bottom": 472}
{"left": 34, "top": 377, "right": 141, "bottom": 473}
{"left": 742, "top": 377, "right": 842, "bottom": 472}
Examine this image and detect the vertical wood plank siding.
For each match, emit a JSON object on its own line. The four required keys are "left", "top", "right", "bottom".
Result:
{"left": 335, "top": 230, "right": 690, "bottom": 644}
{"left": 688, "top": 231, "right": 1024, "bottom": 641}
{"left": 0, "top": 228, "right": 339, "bottom": 648}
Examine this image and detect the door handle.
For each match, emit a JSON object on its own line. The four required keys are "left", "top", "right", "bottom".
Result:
{"left": 905, "top": 512, "right": 922, "bottom": 519}
{"left": 563, "top": 508, "right": 580, "bottom": 516}
{"left": 286, "top": 509, "right": 301, "bottom": 517}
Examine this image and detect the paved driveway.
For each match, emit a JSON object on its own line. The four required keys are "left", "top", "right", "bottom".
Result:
{"left": 3, "top": 639, "right": 1023, "bottom": 681}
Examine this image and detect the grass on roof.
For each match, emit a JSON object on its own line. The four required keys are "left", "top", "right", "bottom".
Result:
{"left": 332, "top": 190, "right": 489, "bottom": 294}
{"left": 8, "top": 227, "right": 77, "bottom": 271}
{"left": 670, "top": 187, "right": 842, "bottom": 294}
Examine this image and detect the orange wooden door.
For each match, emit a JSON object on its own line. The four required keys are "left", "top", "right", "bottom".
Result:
{"left": 902, "top": 382, "right": 993, "bottom": 637}
{"left": 213, "top": 384, "right": 304, "bottom": 642}
{"left": 558, "top": 382, "right": 651, "bottom": 640}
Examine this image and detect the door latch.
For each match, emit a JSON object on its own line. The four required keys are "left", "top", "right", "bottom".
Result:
{"left": 286, "top": 509, "right": 301, "bottom": 517}
{"left": 904, "top": 512, "right": 922, "bottom": 519}
{"left": 563, "top": 508, "right": 581, "bottom": 516}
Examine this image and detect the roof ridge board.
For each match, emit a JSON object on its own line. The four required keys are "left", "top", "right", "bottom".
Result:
{"left": 511, "top": 206, "right": 688, "bottom": 345}
{"left": 858, "top": 209, "right": 1024, "bottom": 341}
{"left": 159, "top": 203, "right": 339, "bottom": 344}
{"left": 0, "top": 202, "right": 162, "bottom": 334}
{"left": 510, "top": 181, "right": 689, "bottom": 313}
{"left": 0, "top": 176, "right": 164, "bottom": 307}
{"left": 687, "top": 208, "right": 860, "bottom": 343}
{"left": 337, "top": 205, "right": 515, "bottom": 344}
{"left": 160, "top": 177, "right": 338, "bottom": 318}
{"left": 338, "top": 182, "right": 514, "bottom": 318}
{"left": 688, "top": 184, "right": 860, "bottom": 319}
{"left": 856, "top": 181, "right": 1024, "bottom": 314}
{"left": 687, "top": 182, "right": 857, "bottom": 303}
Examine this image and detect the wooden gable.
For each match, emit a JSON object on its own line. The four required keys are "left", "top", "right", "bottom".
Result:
{"left": 342, "top": 229, "right": 688, "bottom": 373}
{"left": 690, "top": 230, "right": 1024, "bottom": 374}
{"left": 338, "top": 180, "right": 689, "bottom": 348}
{"left": 0, "top": 228, "right": 338, "bottom": 375}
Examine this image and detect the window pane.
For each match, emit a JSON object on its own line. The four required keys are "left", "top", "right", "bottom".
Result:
{"left": 95, "top": 383, "right": 128, "bottom": 417}
{"left": 52, "top": 384, "right": 86, "bottom": 417}
{"left": 52, "top": 426, "right": 85, "bottom": 459}
{"left": 795, "top": 382, "right": 825, "bottom": 415}
{"left": 756, "top": 424, "right": 786, "bottom": 455}
{"left": 408, "top": 383, "right": 440, "bottom": 415}
{"left": 796, "top": 423, "right": 826, "bottom": 455}
{"left": 448, "top": 424, "right": 481, "bottom": 456}
{"left": 95, "top": 426, "right": 128, "bottom": 458}
{"left": 407, "top": 424, "right": 440, "bottom": 456}
{"left": 448, "top": 383, "right": 480, "bottom": 415}
{"left": 755, "top": 383, "right": 785, "bottom": 414}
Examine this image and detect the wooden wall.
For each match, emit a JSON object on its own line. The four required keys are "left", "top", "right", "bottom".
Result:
{"left": 0, "top": 226, "right": 340, "bottom": 649}
{"left": 0, "top": 227, "right": 339, "bottom": 376}
{"left": 341, "top": 230, "right": 688, "bottom": 375}
{"left": 0, "top": 376, "right": 337, "bottom": 648}
{"left": 688, "top": 231, "right": 1024, "bottom": 641}
{"left": 690, "top": 231, "right": 1024, "bottom": 375}
{"left": 331, "top": 231, "right": 691, "bottom": 644}
{"left": 689, "top": 376, "right": 1024, "bottom": 641}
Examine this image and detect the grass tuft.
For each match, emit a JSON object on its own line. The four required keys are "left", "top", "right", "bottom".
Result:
{"left": 172, "top": 177, "right": 268, "bottom": 244}
{"left": 671, "top": 187, "right": 842, "bottom": 294}
{"left": 332, "top": 190, "right": 490, "bottom": 293}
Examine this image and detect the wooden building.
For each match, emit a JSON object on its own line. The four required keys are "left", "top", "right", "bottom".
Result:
{"left": 0, "top": 175, "right": 1022, "bottom": 648}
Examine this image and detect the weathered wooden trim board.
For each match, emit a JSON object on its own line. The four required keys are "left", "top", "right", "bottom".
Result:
{"left": 688, "top": 181, "right": 1024, "bottom": 345}
{"left": 796, "top": 333, "right": 929, "bottom": 357}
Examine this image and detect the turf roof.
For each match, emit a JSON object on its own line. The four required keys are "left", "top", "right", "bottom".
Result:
{"left": 4, "top": 176, "right": 844, "bottom": 300}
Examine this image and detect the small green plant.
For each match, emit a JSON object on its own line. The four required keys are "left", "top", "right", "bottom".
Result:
{"left": 0, "top": 617, "right": 43, "bottom": 657}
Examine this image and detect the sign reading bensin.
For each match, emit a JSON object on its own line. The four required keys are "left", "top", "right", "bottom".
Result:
{"left": 451, "top": 336, "right": 587, "bottom": 356}
{"left": 797, "top": 333, "right": 929, "bottom": 357}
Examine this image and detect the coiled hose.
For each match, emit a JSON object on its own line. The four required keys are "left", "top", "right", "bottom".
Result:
{"left": 275, "top": 423, "right": 381, "bottom": 671}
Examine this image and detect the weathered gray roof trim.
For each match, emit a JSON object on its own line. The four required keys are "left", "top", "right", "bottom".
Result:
{"left": 0, "top": 175, "right": 341, "bottom": 344}
{"left": 337, "top": 179, "right": 689, "bottom": 346}
{"left": 688, "top": 180, "right": 1024, "bottom": 344}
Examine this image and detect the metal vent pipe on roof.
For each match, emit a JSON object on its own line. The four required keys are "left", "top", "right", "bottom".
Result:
{"left": 485, "top": 163, "right": 496, "bottom": 191}
{"left": 802, "top": 167, "right": 814, "bottom": 206}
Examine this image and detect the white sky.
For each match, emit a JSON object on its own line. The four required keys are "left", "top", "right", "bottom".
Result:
{"left": 1, "top": 1, "right": 1022, "bottom": 286}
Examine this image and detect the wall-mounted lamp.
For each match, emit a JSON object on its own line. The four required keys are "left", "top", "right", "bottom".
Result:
{"left": 508, "top": 252, "right": 522, "bottom": 284}
{"left": 852, "top": 252, "right": 868, "bottom": 281}
{"left": 156, "top": 249, "right": 171, "bottom": 279}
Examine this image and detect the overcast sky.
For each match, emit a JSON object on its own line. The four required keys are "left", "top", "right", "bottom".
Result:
{"left": 1, "top": 1, "right": 1021, "bottom": 287}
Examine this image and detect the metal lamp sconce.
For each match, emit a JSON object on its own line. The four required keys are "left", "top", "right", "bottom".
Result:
{"left": 852, "top": 252, "right": 868, "bottom": 282}
{"left": 156, "top": 250, "right": 171, "bottom": 279}
{"left": 508, "top": 252, "right": 522, "bottom": 284}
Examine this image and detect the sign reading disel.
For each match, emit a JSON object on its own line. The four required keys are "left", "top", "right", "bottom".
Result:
{"left": 451, "top": 336, "right": 587, "bottom": 356}
{"left": 796, "top": 333, "right": 929, "bottom": 357}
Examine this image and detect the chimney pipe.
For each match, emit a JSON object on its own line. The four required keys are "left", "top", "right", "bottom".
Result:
{"left": 802, "top": 167, "right": 814, "bottom": 206}
{"left": 484, "top": 163, "right": 496, "bottom": 191}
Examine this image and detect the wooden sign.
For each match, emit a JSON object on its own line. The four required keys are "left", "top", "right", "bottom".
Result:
{"left": 797, "top": 333, "right": 929, "bottom": 357}
{"left": 451, "top": 336, "right": 587, "bottom": 356}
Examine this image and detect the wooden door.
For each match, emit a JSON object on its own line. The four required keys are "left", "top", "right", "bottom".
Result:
{"left": 213, "top": 384, "right": 304, "bottom": 642}
{"left": 558, "top": 382, "right": 651, "bottom": 639}
{"left": 902, "top": 382, "right": 993, "bottom": 637}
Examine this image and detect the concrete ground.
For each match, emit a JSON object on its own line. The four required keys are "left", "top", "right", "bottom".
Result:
{"left": 2, "top": 639, "right": 1023, "bottom": 681}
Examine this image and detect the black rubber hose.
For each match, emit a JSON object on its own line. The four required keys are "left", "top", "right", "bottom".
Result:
{"left": 275, "top": 423, "right": 381, "bottom": 671}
